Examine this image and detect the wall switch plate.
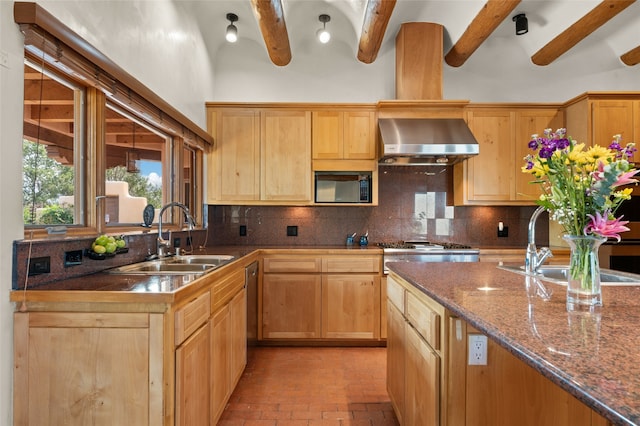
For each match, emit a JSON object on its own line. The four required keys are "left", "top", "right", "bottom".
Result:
{"left": 28, "top": 256, "right": 51, "bottom": 276}
{"left": 239, "top": 225, "right": 247, "bottom": 236}
{"left": 468, "top": 334, "right": 488, "bottom": 365}
{"left": 173, "top": 237, "right": 181, "bottom": 248}
{"left": 64, "top": 250, "right": 83, "bottom": 267}
{"left": 287, "top": 225, "right": 298, "bottom": 237}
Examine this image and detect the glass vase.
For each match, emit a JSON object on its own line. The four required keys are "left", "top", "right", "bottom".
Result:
{"left": 563, "top": 234, "right": 607, "bottom": 312}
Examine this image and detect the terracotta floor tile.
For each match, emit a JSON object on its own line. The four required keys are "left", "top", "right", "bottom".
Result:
{"left": 219, "top": 346, "right": 399, "bottom": 426}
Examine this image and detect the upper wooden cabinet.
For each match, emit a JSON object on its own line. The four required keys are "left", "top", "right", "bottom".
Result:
{"left": 312, "top": 109, "right": 377, "bottom": 160}
{"left": 207, "top": 105, "right": 311, "bottom": 204}
{"left": 565, "top": 93, "right": 640, "bottom": 148}
{"left": 453, "top": 106, "right": 564, "bottom": 206}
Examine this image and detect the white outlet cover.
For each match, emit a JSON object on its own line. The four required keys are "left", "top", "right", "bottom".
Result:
{"left": 468, "top": 334, "right": 488, "bottom": 365}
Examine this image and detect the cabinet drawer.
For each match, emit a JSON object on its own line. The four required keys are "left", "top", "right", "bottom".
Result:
{"left": 175, "top": 291, "right": 211, "bottom": 345}
{"left": 322, "top": 256, "right": 381, "bottom": 273}
{"left": 386, "top": 275, "right": 405, "bottom": 313}
{"left": 212, "top": 268, "right": 245, "bottom": 313}
{"left": 263, "top": 257, "right": 322, "bottom": 273}
{"left": 406, "top": 291, "right": 441, "bottom": 351}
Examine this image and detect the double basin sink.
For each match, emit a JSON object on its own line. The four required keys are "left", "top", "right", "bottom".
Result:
{"left": 105, "top": 254, "right": 235, "bottom": 276}
{"left": 498, "top": 264, "right": 640, "bottom": 286}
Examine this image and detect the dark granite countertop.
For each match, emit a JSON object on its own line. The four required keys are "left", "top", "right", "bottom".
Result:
{"left": 386, "top": 261, "right": 640, "bottom": 426}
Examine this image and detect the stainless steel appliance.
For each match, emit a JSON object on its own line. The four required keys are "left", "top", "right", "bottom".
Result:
{"left": 378, "top": 241, "right": 479, "bottom": 274}
{"left": 314, "top": 171, "right": 372, "bottom": 203}
{"left": 245, "top": 261, "right": 259, "bottom": 344}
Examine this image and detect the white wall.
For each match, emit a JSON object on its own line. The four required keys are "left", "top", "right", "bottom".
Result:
{"left": 1, "top": 1, "right": 639, "bottom": 423}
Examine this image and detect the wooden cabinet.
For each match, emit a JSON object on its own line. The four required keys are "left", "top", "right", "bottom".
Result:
{"left": 206, "top": 105, "right": 311, "bottom": 204}
{"left": 386, "top": 273, "right": 444, "bottom": 426}
{"left": 261, "top": 110, "right": 312, "bottom": 201}
{"left": 13, "top": 312, "right": 164, "bottom": 426}
{"left": 565, "top": 93, "right": 640, "bottom": 148}
{"left": 261, "top": 253, "right": 382, "bottom": 341}
{"left": 176, "top": 321, "right": 211, "bottom": 425}
{"left": 451, "top": 322, "right": 610, "bottom": 426}
{"left": 454, "top": 106, "right": 563, "bottom": 206}
{"left": 312, "top": 109, "right": 377, "bottom": 160}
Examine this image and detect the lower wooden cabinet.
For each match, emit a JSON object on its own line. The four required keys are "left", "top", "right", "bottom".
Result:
{"left": 13, "top": 312, "right": 165, "bottom": 426}
{"left": 405, "top": 323, "right": 440, "bottom": 426}
{"left": 386, "top": 302, "right": 406, "bottom": 425}
{"left": 176, "top": 321, "right": 211, "bottom": 425}
{"left": 261, "top": 253, "right": 382, "bottom": 341}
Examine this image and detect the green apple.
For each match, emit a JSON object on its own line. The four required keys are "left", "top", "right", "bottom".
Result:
{"left": 93, "top": 244, "right": 106, "bottom": 254}
{"left": 105, "top": 242, "right": 117, "bottom": 254}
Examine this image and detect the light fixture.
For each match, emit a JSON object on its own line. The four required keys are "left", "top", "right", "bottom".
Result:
{"left": 316, "top": 14, "right": 331, "bottom": 44}
{"left": 126, "top": 121, "right": 140, "bottom": 173}
{"left": 512, "top": 13, "right": 528, "bottom": 36}
{"left": 226, "top": 13, "right": 238, "bottom": 43}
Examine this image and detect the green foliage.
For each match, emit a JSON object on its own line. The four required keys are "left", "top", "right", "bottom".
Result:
{"left": 22, "top": 140, "right": 75, "bottom": 225}
{"left": 38, "top": 205, "right": 75, "bottom": 225}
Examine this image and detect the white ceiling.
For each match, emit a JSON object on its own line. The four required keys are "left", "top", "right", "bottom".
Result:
{"left": 183, "top": 0, "right": 640, "bottom": 68}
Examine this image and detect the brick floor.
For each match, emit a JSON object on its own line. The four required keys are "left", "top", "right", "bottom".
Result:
{"left": 218, "top": 347, "right": 399, "bottom": 426}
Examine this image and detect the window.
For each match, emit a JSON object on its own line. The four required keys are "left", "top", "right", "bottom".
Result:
{"left": 104, "top": 105, "right": 169, "bottom": 226}
{"left": 17, "top": 5, "right": 211, "bottom": 238}
{"left": 22, "top": 59, "right": 85, "bottom": 227}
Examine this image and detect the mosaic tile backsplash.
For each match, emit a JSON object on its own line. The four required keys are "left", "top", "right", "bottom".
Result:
{"left": 208, "top": 166, "right": 548, "bottom": 247}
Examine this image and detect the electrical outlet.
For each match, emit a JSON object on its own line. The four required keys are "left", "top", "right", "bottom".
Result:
{"left": 64, "top": 250, "right": 83, "bottom": 267}
{"left": 239, "top": 225, "right": 247, "bottom": 236}
{"left": 468, "top": 334, "right": 488, "bottom": 365}
{"left": 28, "top": 256, "right": 51, "bottom": 276}
{"left": 286, "top": 225, "right": 298, "bottom": 237}
{"left": 497, "top": 226, "right": 509, "bottom": 237}
{"left": 173, "top": 237, "right": 181, "bottom": 248}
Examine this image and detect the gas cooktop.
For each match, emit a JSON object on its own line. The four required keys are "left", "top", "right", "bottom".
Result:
{"left": 377, "top": 240, "right": 474, "bottom": 250}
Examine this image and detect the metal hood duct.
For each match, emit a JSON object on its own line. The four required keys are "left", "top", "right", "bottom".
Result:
{"left": 378, "top": 118, "right": 479, "bottom": 166}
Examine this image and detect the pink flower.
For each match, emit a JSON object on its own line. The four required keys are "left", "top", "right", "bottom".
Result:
{"left": 613, "top": 169, "right": 639, "bottom": 188}
{"left": 584, "top": 211, "right": 630, "bottom": 242}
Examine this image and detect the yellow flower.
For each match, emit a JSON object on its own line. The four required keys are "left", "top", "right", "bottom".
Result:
{"left": 614, "top": 187, "right": 633, "bottom": 201}
{"left": 585, "top": 145, "right": 613, "bottom": 165}
{"left": 567, "top": 143, "right": 587, "bottom": 164}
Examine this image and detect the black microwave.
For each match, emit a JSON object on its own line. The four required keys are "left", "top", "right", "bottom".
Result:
{"left": 314, "top": 172, "right": 372, "bottom": 203}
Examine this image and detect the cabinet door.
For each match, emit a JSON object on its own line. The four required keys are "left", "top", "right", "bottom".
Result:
{"left": 344, "top": 111, "right": 376, "bottom": 159}
{"left": 230, "top": 287, "right": 247, "bottom": 387}
{"left": 210, "top": 109, "right": 260, "bottom": 202}
{"left": 13, "top": 312, "right": 162, "bottom": 426}
{"left": 405, "top": 323, "right": 440, "bottom": 426}
{"left": 312, "top": 111, "right": 343, "bottom": 159}
{"left": 211, "top": 304, "right": 231, "bottom": 423}
{"left": 261, "top": 110, "right": 312, "bottom": 201}
{"left": 262, "top": 273, "right": 322, "bottom": 339}
{"left": 386, "top": 302, "right": 406, "bottom": 425}
{"left": 592, "top": 100, "right": 636, "bottom": 147}
{"left": 466, "top": 110, "right": 514, "bottom": 201}
{"left": 176, "top": 322, "right": 211, "bottom": 426}
{"left": 322, "top": 274, "right": 380, "bottom": 339}
{"left": 514, "top": 109, "right": 564, "bottom": 202}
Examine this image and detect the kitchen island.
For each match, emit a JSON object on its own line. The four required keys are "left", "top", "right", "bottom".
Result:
{"left": 387, "top": 261, "right": 640, "bottom": 425}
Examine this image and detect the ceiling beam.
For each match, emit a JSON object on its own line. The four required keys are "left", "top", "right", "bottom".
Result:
{"left": 250, "top": 0, "right": 292, "bottom": 66}
{"left": 357, "top": 0, "right": 397, "bottom": 64}
{"left": 532, "top": 0, "right": 636, "bottom": 66}
{"left": 444, "top": 0, "right": 521, "bottom": 68}
{"left": 620, "top": 45, "right": 640, "bottom": 66}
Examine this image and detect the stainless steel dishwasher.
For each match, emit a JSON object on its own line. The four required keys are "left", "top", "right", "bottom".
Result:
{"left": 245, "top": 261, "right": 259, "bottom": 344}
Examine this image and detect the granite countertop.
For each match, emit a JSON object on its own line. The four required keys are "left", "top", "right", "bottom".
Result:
{"left": 11, "top": 245, "right": 383, "bottom": 297}
{"left": 387, "top": 261, "right": 640, "bottom": 426}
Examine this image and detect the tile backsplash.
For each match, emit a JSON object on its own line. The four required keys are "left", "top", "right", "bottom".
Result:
{"left": 208, "top": 166, "right": 549, "bottom": 247}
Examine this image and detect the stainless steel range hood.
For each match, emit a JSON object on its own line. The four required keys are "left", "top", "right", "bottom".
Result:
{"left": 379, "top": 118, "right": 479, "bottom": 166}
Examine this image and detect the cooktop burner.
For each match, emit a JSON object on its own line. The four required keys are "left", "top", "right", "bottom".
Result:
{"left": 377, "top": 241, "right": 473, "bottom": 250}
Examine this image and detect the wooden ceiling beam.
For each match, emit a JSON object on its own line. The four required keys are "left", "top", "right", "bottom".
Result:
{"left": 532, "top": 0, "right": 636, "bottom": 66}
{"left": 250, "top": 0, "right": 292, "bottom": 66}
{"left": 621, "top": 45, "right": 640, "bottom": 66}
{"left": 445, "top": 0, "right": 521, "bottom": 68}
{"left": 357, "top": 0, "right": 397, "bottom": 64}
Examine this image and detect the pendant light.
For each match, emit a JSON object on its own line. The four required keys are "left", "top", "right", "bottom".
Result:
{"left": 317, "top": 14, "right": 331, "bottom": 44}
{"left": 126, "top": 121, "right": 140, "bottom": 173}
{"left": 226, "top": 13, "right": 238, "bottom": 43}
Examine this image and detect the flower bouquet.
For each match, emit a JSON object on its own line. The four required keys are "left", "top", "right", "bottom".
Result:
{"left": 523, "top": 129, "right": 638, "bottom": 310}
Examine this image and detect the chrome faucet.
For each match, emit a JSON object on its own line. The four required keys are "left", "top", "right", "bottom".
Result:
{"left": 157, "top": 202, "right": 196, "bottom": 257}
{"left": 525, "top": 206, "right": 554, "bottom": 275}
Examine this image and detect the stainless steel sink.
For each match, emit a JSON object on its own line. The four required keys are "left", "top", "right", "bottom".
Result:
{"left": 105, "top": 254, "right": 235, "bottom": 275}
{"left": 498, "top": 264, "right": 640, "bottom": 286}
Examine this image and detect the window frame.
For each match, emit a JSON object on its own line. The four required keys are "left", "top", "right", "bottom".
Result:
{"left": 17, "top": 3, "right": 210, "bottom": 239}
